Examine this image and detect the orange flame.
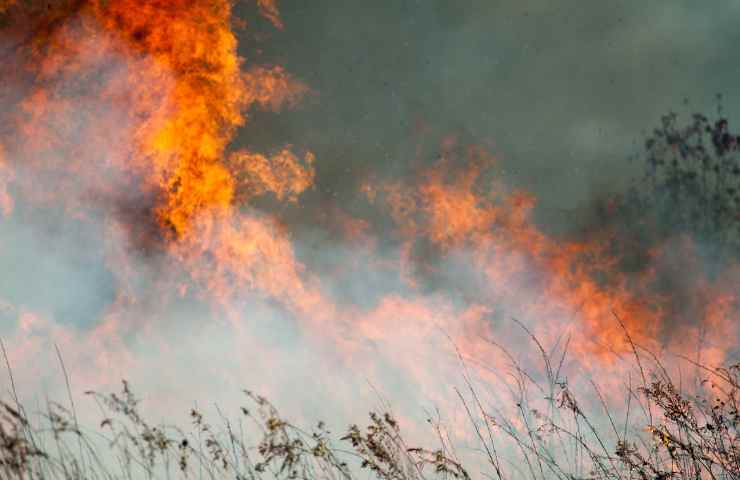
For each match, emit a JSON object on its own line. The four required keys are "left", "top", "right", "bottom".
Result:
{"left": 368, "top": 150, "right": 737, "bottom": 365}
{"left": 0, "top": 0, "right": 326, "bottom": 388}
{"left": 0, "top": 144, "right": 12, "bottom": 216}
{"left": 1, "top": 0, "right": 311, "bottom": 266}
{"left": 243, "top": 65, "right": 309, "bottom": 112}
{"left": 229, "top": 148, "right": 315, "bottom": 203}
{"left": 0, "top": 0, "right": 736, "bottom": 448}
{"left": 256, "top": 0, "right": 284, "bottom": 30}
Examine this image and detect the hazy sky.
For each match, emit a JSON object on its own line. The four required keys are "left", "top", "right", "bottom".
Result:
{"left": 234, "top": 0, "right": 740, "bottom": 234}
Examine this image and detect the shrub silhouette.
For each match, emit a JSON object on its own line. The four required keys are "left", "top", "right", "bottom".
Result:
{"left": 616, "top": 99, "right": 740, "bottom": 265}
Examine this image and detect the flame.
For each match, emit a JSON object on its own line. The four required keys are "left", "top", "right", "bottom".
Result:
{"left": 89, "top": 0, "right": 259, "bottom": 237}
{"left": 229, "top": 148, "right": 315, "bottom": 203}
{"left": 256, "top": 0, "right": 284, "bottom": 30}
{"left": 172, "top": 211, "right": 329, "bottom": 319}
{"left": 0, "top": 0, "right": 311, "bottom": 262}
{"left": 243, "top": 65, "right": 309, "bottom": 112}
{"left": 0, "top": 0, "right": 323, "bottom": 388}
{"left": 368, "top": 150, "right": 737, "bottom": 365}
{"left": 0, "top": 0, "right": 737, "bottom": 455}
{"left": 0, "top": 144, "right": 12, "bottom": 216}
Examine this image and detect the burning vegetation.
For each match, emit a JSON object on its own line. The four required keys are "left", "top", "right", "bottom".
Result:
{"left": 0, "top": 334, "right": 737, "bottom": 479}
{"left": 0, "top": 0, "right": 737, "bottom": 479}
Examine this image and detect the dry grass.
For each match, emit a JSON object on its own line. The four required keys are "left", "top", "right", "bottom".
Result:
{"left": 1, "top": 326, "right": 737, "bottom": 480}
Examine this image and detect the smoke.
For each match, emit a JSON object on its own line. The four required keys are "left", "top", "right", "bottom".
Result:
{"left": 0, "top": 4, "right": 737, "bottom": 477}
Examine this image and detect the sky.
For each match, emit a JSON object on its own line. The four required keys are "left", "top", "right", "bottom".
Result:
{"left": 0, "top": 1, "right": 738, "bottom": 475}
{"left": 235, "top": 0, "right": 740, "bottom": 234}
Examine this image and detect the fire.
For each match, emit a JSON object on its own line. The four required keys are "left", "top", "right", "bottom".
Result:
{"left": 256, "top": 0, "right": 283, "bottom": 30}
{"left": 0, "top": 0, "right": 320, "bottom": 384}
{"left": 0, "top": 0, "right": 310, "bottom": 260}
{"left": 367, "top": 148, "right": 737, "bottom": 365}
{"left": 172, "top": 211, "right": 329, "bottom": 320}
{"left": 86, "top": 0, "right": 279, "bottom": 238}
{"left": 243, "top": 65, "right": 309, "bottom": 112}
{"left": 0, "top": 144, "right": 12, "bottom": 216}
{"left": 0, "top": 0, "right": 736, "bottom": 453}
{"left": 228, "top": 148, "right": 315, "bottom": 203}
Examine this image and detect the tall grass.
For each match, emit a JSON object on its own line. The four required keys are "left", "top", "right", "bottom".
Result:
{"left": 1, "top": 325, "right": 737, "bottom": 480}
